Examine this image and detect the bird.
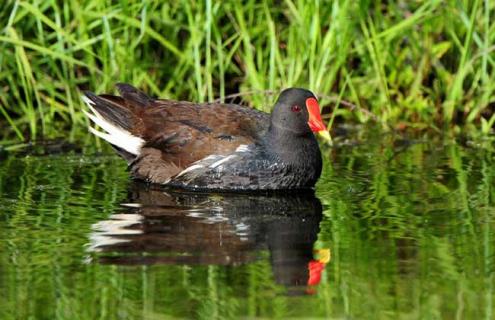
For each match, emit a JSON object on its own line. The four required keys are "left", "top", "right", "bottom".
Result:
{"left": 82, "top": 84, "right": 330, "bottom": 191}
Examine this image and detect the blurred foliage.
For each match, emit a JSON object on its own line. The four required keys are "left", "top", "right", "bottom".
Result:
{"left": 0, "top": 0, "right": 494, "bottom": 142}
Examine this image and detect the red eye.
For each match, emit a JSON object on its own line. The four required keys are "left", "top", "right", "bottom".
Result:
{"left": 291, "top": 105, "right": 302, "bottom": 112}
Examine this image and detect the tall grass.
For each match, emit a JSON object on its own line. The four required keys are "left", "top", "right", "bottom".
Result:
{"left": 0, "top": 0, "right": 494, "bottom": 142}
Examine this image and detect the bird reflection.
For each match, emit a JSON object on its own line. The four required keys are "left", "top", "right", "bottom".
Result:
{"left": 89, "top": 183, "right": 329, "bottom": 293}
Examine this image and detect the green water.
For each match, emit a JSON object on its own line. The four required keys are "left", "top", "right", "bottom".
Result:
{"left": 1, "top": 131, "right": 494, "bottom": 319}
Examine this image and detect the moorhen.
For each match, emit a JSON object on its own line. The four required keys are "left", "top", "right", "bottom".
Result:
{"left": 83, "top": 84, "right": 329, "bottom": 191}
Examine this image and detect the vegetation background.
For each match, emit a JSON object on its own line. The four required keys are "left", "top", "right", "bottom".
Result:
{"left": 1, "top": 2, "right": 495, "bottom": 318}
{"left": 0, "top": 0, "right": 494, "bottom": 143}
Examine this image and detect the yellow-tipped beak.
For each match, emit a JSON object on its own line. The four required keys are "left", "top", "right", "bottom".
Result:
{"left": 314, "top": 248, "right": 331, "bottom": 264}
{"left": 317, "top": 130, "right": 332, "bottom": 144}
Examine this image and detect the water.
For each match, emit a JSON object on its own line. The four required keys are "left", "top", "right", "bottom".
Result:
{"left": 1, "top": 131, "right": 494, "bottom": 319}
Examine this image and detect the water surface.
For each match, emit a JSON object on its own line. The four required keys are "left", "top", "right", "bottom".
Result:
{"left": 1, "top": 131, "right": 494, "bottom": 319}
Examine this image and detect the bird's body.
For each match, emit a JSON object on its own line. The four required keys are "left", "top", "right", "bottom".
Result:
{"left": 83, "top": 84, "right": 327, "bottom": 191}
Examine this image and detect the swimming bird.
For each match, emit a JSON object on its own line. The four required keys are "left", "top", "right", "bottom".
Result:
{"left": 83, "top": 84, "right": 329, "bottom": 191}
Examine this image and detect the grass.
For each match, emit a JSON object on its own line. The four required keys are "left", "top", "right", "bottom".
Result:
{"left": 0, "top": 0, "right": 494, "bottom": 142}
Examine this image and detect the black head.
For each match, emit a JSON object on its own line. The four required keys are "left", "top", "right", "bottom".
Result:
{"left": 264, "top": 88, "right": 324, "bottom": 183}
{"left": 270, "top": 88, "right": 326, "bottom": 136}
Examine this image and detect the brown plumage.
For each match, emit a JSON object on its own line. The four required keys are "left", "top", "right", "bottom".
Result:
{"left": 84, "top": 83, "right": 269, "bottom": 183}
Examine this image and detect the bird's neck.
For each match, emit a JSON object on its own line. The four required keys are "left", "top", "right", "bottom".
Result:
{"left": 264, "top": 124, "right": 320, "bottom": 165}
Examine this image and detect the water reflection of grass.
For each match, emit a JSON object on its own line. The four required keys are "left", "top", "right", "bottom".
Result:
{"left": 317, "top": 134, "right": 495, "bottom": 319}
{"left": 1, "top": 1, "right": 494, "bottom": 141}
{"left": 0, "top": 134, "right": 494, "bottom": 318}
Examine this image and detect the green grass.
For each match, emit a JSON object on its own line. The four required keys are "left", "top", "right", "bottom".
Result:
{"left": 0, "top": 0, "right": 494, "bottom": 142}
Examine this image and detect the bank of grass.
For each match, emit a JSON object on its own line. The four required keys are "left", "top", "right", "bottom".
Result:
{"left": 0, "top": 0, "right": 494, "bottom": 142}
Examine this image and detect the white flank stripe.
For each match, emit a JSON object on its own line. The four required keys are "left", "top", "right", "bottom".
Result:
{"left": 175, "top": 164, "right": 204, "bottom": 177}
{"left": 209, "top": 155, "right": 236, "bottom": 168}
{"left": 201, "top": 154, "right": 222, "bottom": 162}
{"left": 82, "top": 95, "right": 144, "bottom": 155}
{"left": 174, "top": 154, "right": 227, "bottom": 178}
{"left": 235, "top": 144, "right": 250, "bottom": 153}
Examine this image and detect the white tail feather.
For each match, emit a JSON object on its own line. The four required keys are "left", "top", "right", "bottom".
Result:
{"left": 82, "top": 95, "right": 144, "bottom": 155}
